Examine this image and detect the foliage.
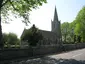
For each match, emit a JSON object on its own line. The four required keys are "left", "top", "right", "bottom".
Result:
{"left": 1, "top": 0, "right": 47, "bottom": 24}
{"left": 3, "top": 33, "right": 20, "bottom": 46}
{"left": 61, "top": 22, "right": 70, "bottom": 43}
{"left": 61, "top": 6, "right": 85, "bottom": 43}
{"left": 21, "top": 25, "right": 43, "bottom": 46}
{"left": 69, "top": 21, "right": 76, "bottom": 42}
{"left": 75, "top": 6, "right": 85, "bottom": 42}
{"left": 0, "top": 0, "right": 47, "bottom": 48}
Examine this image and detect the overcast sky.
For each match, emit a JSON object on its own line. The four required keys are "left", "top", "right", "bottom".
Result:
{"left": 2, "top": 0, "right": 85, "bottom": 38}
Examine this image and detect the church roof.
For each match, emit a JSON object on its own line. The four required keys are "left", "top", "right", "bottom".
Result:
{"left": 21, "top": 28, "right": 57, "bottom": 41}
{"left": 39, "top": 30, "right": 57, "bottom": 40}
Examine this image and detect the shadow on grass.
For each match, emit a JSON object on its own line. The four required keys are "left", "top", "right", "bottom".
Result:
{"left": 4, "top": 57, "right": 85, "bottom": 64}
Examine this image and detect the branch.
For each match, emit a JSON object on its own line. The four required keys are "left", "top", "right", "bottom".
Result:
{"left": 9, "top": 0, "right": 18, "bottom": 11}
{"left": 1, "top": 0, "right": 9, "bottom": 7}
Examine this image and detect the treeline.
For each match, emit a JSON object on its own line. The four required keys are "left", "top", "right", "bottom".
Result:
{"left": 61, "top": 6, "right": 85, "bottom": 44}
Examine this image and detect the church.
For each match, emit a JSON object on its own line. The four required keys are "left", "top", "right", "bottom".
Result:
{"left": 21, "top": 7, "right": 62, "bottom": 46}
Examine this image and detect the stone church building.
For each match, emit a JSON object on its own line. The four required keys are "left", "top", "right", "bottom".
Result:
{"left": 21, "top": 7, "right": 62, "bottom": 46}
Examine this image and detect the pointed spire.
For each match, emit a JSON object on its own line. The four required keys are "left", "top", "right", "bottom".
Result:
{"left": 53, "top": 6, "right": 58, "bottom": 21}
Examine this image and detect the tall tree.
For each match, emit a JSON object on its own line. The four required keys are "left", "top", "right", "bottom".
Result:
{"left": 0, "top": 0, "right": 3, "bottom": 49}
{"left": 75, "top": 6, "right": 85, "bottom": 42}
{"left": 61, "top": 22, "right": 69, "bottom": 43}
{"left": 61, "top": 21, "right": 76, "bottom": 43}
{"left": 69, "top": 20, "right": 76, "bottom": 43}
{"left": 21, "top": 24, "right": 43, "bottom": 46}
{"left": 0, "top": 0, "right": 47, "bottom": 49}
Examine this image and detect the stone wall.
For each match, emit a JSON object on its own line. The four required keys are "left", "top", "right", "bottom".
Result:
{"left": 33, "top": 45, "right": 62, "bottom": 56}
{"left": 1, "top": 43, "right": 85, "bottom": 61}
{"left": 0, "top": 48, "right": 33, "bottom": 60}
{"left": 62, "top": 43, "right": 85, "bottom": 51}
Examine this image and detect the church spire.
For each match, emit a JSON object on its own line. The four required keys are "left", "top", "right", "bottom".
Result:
{"left": 53, "top": 6, "right": 58, "bottom": 21}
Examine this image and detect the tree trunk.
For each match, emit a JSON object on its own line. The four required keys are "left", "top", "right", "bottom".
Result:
{"left": 0, "top": 0, "right": 4, "bottom": 49}
{"left": 64, "top": 34, "right": 66, "bottom": 43}
{"left": 0, "top": 16, "right": 3, "bottom": 49}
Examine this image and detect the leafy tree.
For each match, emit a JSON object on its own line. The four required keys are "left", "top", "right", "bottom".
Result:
{"left": 7, "top": 33, "right": 19, "bottom": 45}
{"left": 61, "top": 6, "right": 85, "bottom": 43}
{"left": 61, "top": 22, "right": 70, "bottom": 43}
{"left": 3, "top": 33, "right": 20, "bottom": 47}
{"left": 0, "top": 0, "right": 47, "bottom": 48}
{"left": 69, "top": 21, "right": 76, "bottom": 43}
{"left": 21, "top": 24, "right": 43, "bottom": 46}
{"left": 75, "top": 6, "right": 85, "bottom": 42}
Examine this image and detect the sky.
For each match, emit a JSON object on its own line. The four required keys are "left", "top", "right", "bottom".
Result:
{"left": 2, "top": 0, "right": 85, "bottom": 38}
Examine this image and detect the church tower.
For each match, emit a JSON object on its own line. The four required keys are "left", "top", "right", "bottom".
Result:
{"left": 51, "top": 6, "right": 61, "bottom": 39}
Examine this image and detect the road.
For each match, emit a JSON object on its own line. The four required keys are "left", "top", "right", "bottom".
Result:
{"left": 3, "top": 48, "right": 85, "bottom": 64}
{"left": 48, "top": 48, "right": 85, "bottom": 60}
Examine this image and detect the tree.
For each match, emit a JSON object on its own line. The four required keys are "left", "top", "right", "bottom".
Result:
{"left": 0, "top": 0, "right": 47, "bottom": 48}
{"left": 74, "top": 6, "right": 85, "bottom": 42}
{"left": 69, "top": 21, "right": 76, "bottom": 43}
{"left": 7, "top": 33, "right": 19, "bottom": 45}
{"left": 21, "top": 24, "right": 43, "bottom": 46}
{"left": 61, "top": 6, "right": 85, "bottom": 43}
{"left": 61, "top": 22, "right": 70, "bottom": 43}
{"left": 3, "top": 33, "right": 20, "bottom": 46}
